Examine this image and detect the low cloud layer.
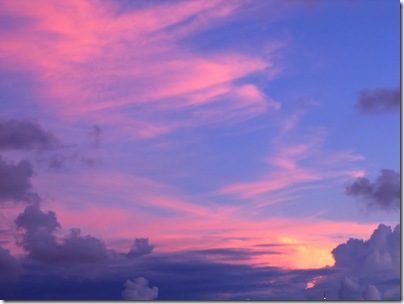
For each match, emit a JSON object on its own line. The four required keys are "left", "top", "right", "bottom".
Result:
{"left": 122, "top": 277, "right": 158, "bottom": 300}
{"left": 0, "top": 119, "right": 60, "bottom": 150}
{"left": 346, "top": 169, "right": 400, "bottom": 211}
{"left": 356, "top": 87, "right": 400, "bottom": 113}
{"left": 0, "top": 156, "right": 33, "bottom": 203}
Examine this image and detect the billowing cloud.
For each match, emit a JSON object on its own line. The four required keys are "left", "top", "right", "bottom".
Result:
{"left": 126, "top": 238, "right": 154, "bottom": 259}
{"left": 0, "top": 246, "right": 22, "bottom": 280}
{"left": 362, "top": 284, "right": 382, "bottom": 300}
{"left": 15, "top": 203, "right": 108, "bottom": 266}
{"left": 0, "top": 155, "right": 33, "bottom": 203}
{"left": 0, "top": 119, "right": 60, "bottom": 150}
{"left": 345, "top": 169, "right": 400, "bottom": 211}
{"left": 122, "top": 277, "right": 158, "bottom": 300}
{"left": 332, "top": 224, "right": 399, "bottom": 274}
{"left": 356, "top": 87, "right": 400, "bottom": 113}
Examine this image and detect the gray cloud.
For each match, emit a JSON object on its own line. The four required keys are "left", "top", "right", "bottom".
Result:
{"left": 126, "top": 238, "right": 154, "bottom": 259}
{"left": 345, "top": 169, "right": 400, "bottom": 211}
{"left": 0, "top": 156, "right": 34, "bottom": 203}
{"left": 0, "top": 119, "right": 60, "bottom": 150}
{"left": 0, "top": 246, "right": 23, "bottom": 280}
{"left": 122, "top": 277, "right": 158, "bottom": 300}
{"left": 356, "top": 87, "right": 400, "bottom": 113}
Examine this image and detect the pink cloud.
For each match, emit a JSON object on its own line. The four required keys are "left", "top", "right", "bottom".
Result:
{"left": 0, "top": 0, "right": 283, "bottom": 139}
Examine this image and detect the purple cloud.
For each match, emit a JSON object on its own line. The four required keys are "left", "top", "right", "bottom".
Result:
{"left": 345, "top": 169, "right": 400, "bottom": 211}
{"left": 332, "top": 224, "right": 400, "bottom": 273}
{"left": 0, "top": 246, "right": 22, "bottom": 280}
{"left": 0, "top": 156, "right": 34, "bottom": 203}
{"left": 15, "top": 203, "right": 108, "bottom": 266}
{"left": 126, "top": 238, "right": 154, "bottom": 259}
{"left": 356, "top": 87, "right": 400, "bottom": 114}
{"left": 122, "top": 277, "right": 158, "bottom": 300}
{"left": 0, "top": 119, "right": 60, "bottom": 150}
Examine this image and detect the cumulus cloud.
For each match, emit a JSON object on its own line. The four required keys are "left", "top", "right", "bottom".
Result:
{"left": 345, "top": 169, "right": 400, "bottom": 211}
{"left": 332, "top": 224, "right": 400, "bottom": 274}
{"left": 126, "top": 238, "right": 154, "bottom": 259}
{"left": 15, "top": 203, "right": 108, "bottom": 265}
{"left": 0, "top": 119, "right": 60, "bottom": 150}
{"left": 0, "top": 156, "right": 34, "bottom": 203}
{"left": 0, "top": 246, "right": 23, "bottom": 280}
{"left": 122, "top": 277, "right": 158, "bottom": 300}
{"left": 15, "top": 201, "right": 59, "bottom": 233}
{"left": 356, "top": 87, "right": 400, "bottom": 113}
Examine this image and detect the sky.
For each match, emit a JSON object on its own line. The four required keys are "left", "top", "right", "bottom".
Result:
{"left": 0, "top": 0, "right": 400, "bottom": 300}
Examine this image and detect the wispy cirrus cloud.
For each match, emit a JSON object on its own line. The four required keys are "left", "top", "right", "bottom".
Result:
{"left": 0, "top": 0, "right": 283, "bottom": 139}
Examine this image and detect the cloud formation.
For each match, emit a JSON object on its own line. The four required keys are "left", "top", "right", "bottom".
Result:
{"left": 0, "top": 156, "right": 33, "bottom": 203}
{"left": 356, "top": 87, "right": 400, "bottom": 113}
{"left": 122, "top": 277, "right": 158, "bottom": 300}
{"left": 345, "top": 169, "right": 400, "bottom": 211}
{"left": 0, "top": 119, "right": 60, "bottom": 150}
{"left": 15, "top": 203, "right": 108, "bottom": 266}
{"left": 332, "top": 224, "right": 400, "bottom": 274}
{"left": 126, "top": 238, "right": 154, "bottom": 259}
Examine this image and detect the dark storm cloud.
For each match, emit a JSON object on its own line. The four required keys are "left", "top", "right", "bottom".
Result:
{"left": 0, "top": 119, "right": 61, "bottom": 150}
{"left": 345, "top": 169, "right": 400, "bottom": 211}
{"left": 0, "top": 246, "right": 23, "bottom": 280}
{"left": 355, "top": 87, "right": 400, "bottom": 113}
{"left": 126, "top": 238, "right": 154, "bottom": 259}
{"left": 15, "top": 203, "right": 108, "bottom": 265}
{"left": 0, "top": 155, "right": 33, "bottom": 203}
